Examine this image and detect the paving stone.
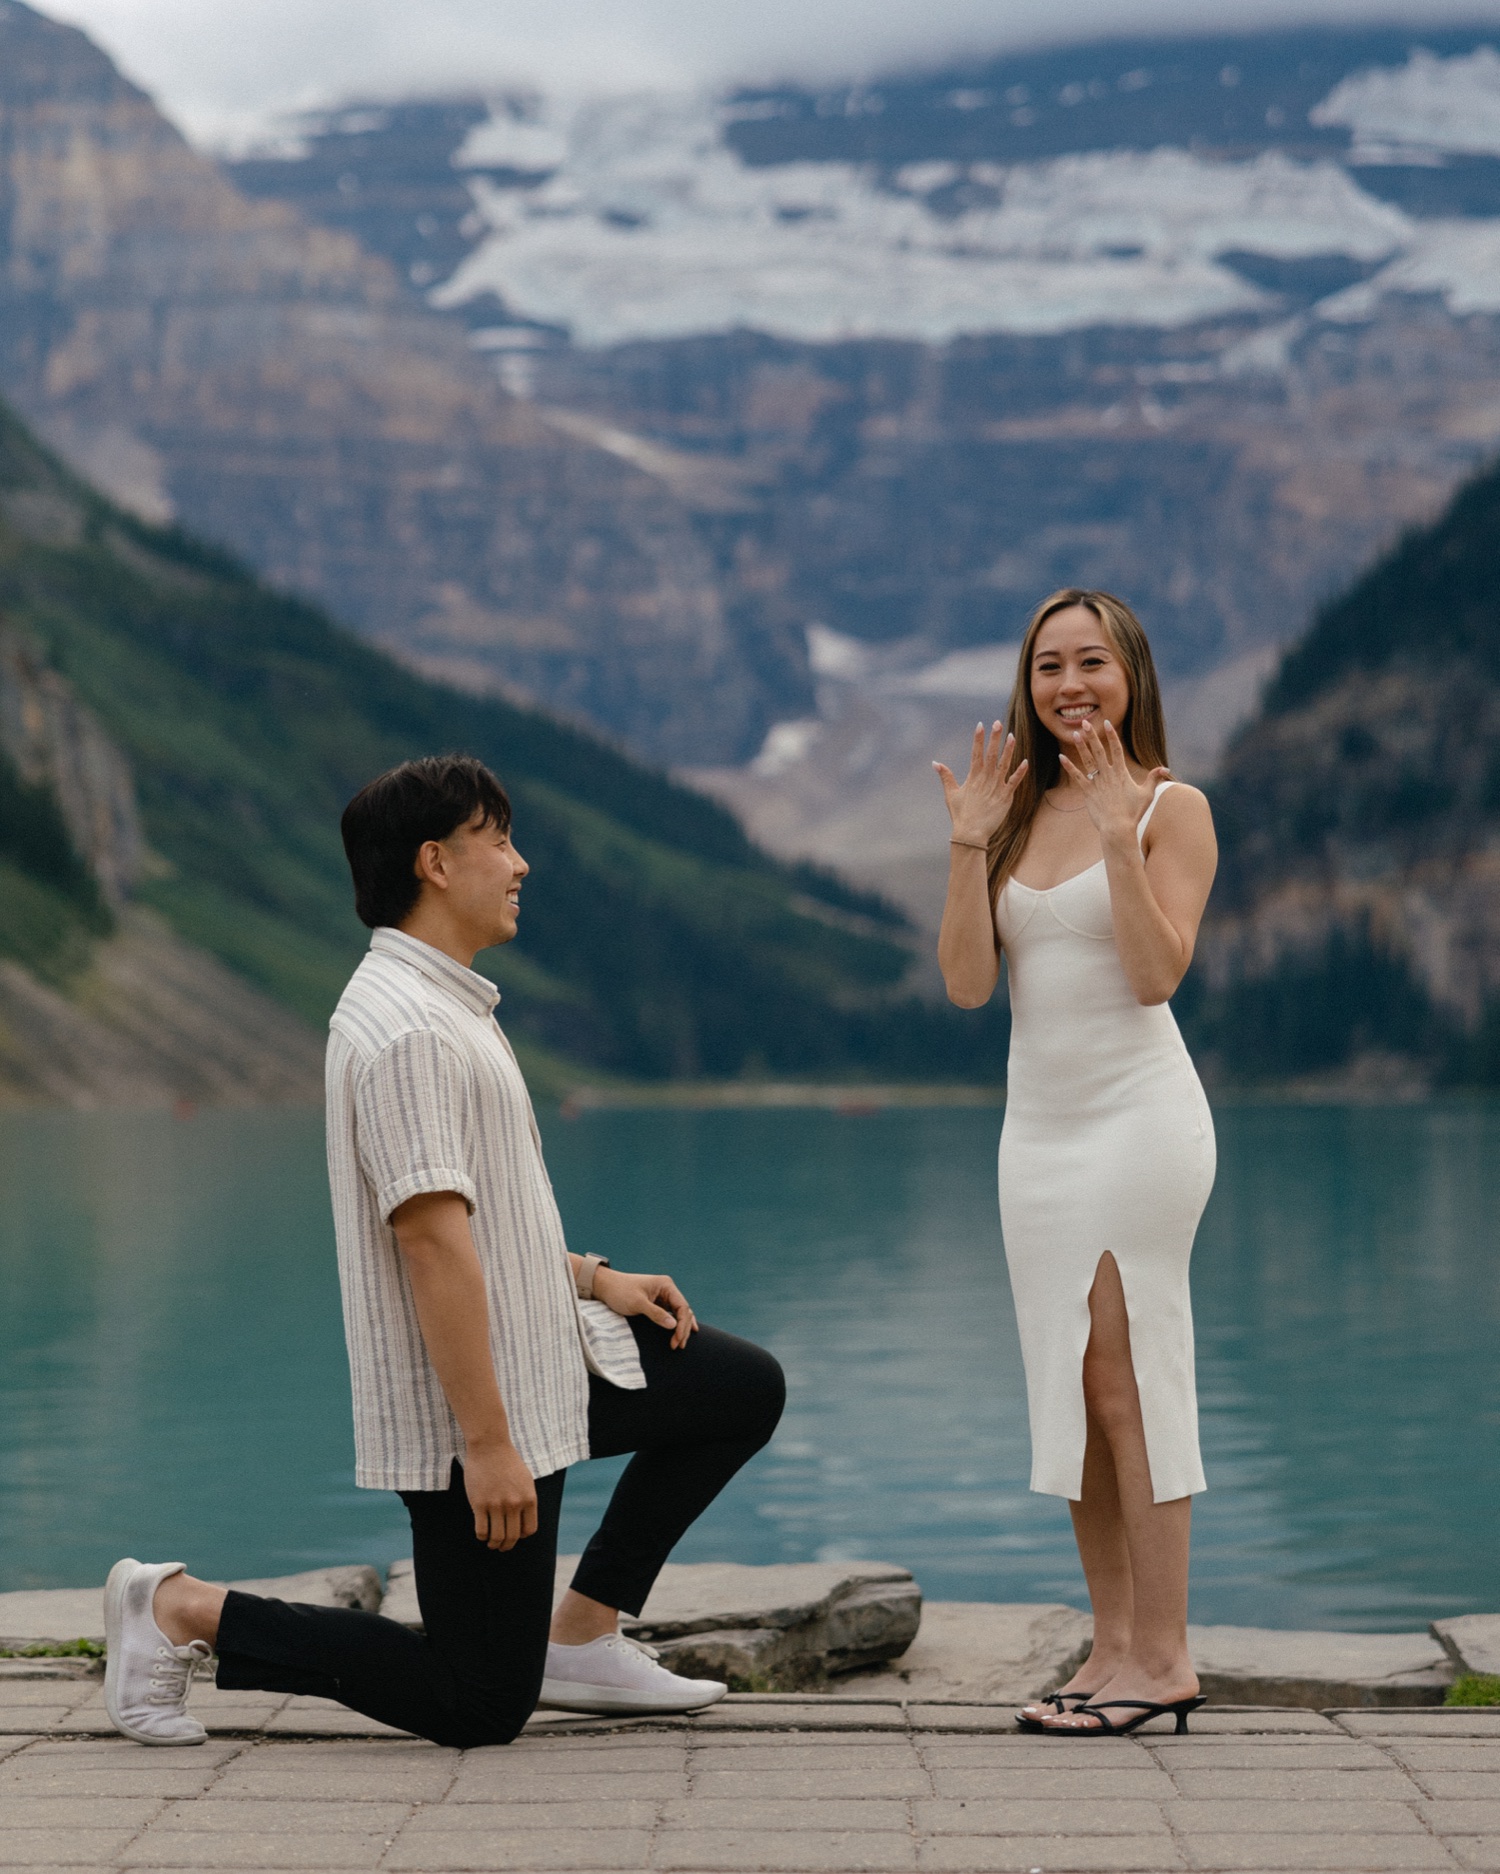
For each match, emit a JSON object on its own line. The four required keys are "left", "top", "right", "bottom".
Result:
{"left": 1409, "top": 1775, "right": 1500, "bottom": 1800}
{"left": 0, "top": 1710, "right": 74, "bottom": 1733}
{"left": 404, "top": 1798, "right": 659, "bottom": 1830}
{"left": 121, "top": 1835, "right": 395, "bottom": 1868}
{"left": 0, "top": 1831, "right": 144, "bottom": 1866}
{"left": 1449, "top": 1843, "right": 1500, "bottom": 1872}
{"left": 916, "top": 1735, "right": 1148, "bottom": 1759}
{"left": 1392, "top": 1745, "right": 1500, "bottom": 1769}
{"left": 1416, "top": 1801, "right": 1500, "bottom": 1832}
{"left": 505, "top": 1736, "right": 687, "bottom": 1760}
{"left": 383, "top": 1830, "right": 653, "bottom": 1870}
{"left": 0, "top": 1737, "right": 39, "bottom": 1758}
{"left": 149, "top": 1799, "right": 414, "bottom": 1832}
{"left": 1167, "top": 1711, "right": 1343, "bottom": 1734}
{"left": 691, "top": 1764, "right": 930, "bottom": 1798}
{"left": 904, "top": 1705, "right": 1028, "bottom": 1732}
{"left": 0, "top": 1767, "right": 225, "bottom": 1798}
{"left": 687, "top": 1743, "right": 919, "bottom": 1771}
{"left": 1176, "top": 1838, "right": 1457, "bottom": 1870}
{"left": 0, "top": 1795, "right": 163, "bottom": 1826}
{"left": 12, "top": 1739, "right": 244, "bottom": 1766}
{"left": 655, "top": 1831, "right": 916, "bottom": 1870}
{"left": 445, "top": 1769, "right": 687, "bottom": 1803}
{"left": 918, "top": 1836, "right": 1180, "bottom": 1870}
{"left": 0, "top": 1685, "right": 96, "bottom": 1707}
{"left": 230, "top": 1740, "right": 445, "bottom": 1762}
{"left": 1146, "top": 1743, "right": 1393, "bottom": 1769}
{"left": 207, "top": 1769, "right": 456, "bottom": 1804}
{"left": 264, "top": 1708, "right": 411, "bottom": 1738}
{"left": 1167, "top": 1798, "right": 1427, "bottom": 1832}
{"left": 1167, "top": 1767, "right": 1424, "bottom": 1799}
{"left": 928, "top": 1765, "right": 1176, "bottom": 1798}
{"left": 693, "top": 1701, "right": 910, "bottom": 1731}
{"left": 660, "top": 1796, "right": 910, "bottom": 1830}
{"left": 915, "top": 1796, "right": 1170, "bottom": 1833}
{"left": 1337, "top": 1713, "right": 1500, "bottom": 1738}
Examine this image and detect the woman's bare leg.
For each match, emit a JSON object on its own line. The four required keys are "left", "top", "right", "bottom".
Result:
{"left": 1017, "top": 1413, "right": 1132, "bottom": 1721}
{"left": 1044, "top": 1253, "right": 1196, "bottom": 1731}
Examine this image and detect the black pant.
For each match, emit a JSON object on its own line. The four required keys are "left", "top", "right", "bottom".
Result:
{"left": 215, "top": 1320, "right": 784, "bottom": 1748}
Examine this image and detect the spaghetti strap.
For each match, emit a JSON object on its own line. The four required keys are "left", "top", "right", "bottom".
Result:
{"left": 1136, "top": 779, "right": 1177, "bottom": 843}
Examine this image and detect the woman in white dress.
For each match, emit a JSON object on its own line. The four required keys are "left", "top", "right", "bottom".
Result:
{"left": 933, "top": 589, "right": 1218, "bottom": 1737}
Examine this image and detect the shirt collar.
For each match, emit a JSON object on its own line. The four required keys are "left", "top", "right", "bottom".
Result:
{"left": 370, "top": 927, "right": 501, "bottom": 1018}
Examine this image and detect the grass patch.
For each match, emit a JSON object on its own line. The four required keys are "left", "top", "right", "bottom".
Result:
{"left": 1446, "top": 1673, "right": 1500, "bottom": 1706}
{"left": 0, "top": 1638, "right": 104, "bottom": 1659}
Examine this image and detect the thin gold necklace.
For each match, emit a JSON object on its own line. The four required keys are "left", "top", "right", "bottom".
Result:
{"left": 1042, "top": 791, "right": 1089, "bottom": 814}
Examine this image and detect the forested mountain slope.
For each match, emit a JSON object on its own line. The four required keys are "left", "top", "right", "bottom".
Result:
{"left": 1182, "top": 458, "right": 1500, "bottom": 1087}
{"left": 0, "top": 397, "right": 1007, "bottom": 1098}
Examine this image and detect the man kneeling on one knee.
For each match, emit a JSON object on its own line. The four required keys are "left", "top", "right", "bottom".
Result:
{"left": 103, "top": 755, "right": 786, "bottom": 1748}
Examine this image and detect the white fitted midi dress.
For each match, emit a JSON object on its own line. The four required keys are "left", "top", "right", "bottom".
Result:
{"left": 996, "top": 782, "right": 1213, "bottom": 1503}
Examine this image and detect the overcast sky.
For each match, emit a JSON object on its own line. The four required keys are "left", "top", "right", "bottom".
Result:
{"left": 39, "top": 0, "right": 1500, "bottom": 150}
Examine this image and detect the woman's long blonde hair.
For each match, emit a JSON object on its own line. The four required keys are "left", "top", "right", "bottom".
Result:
{"left": 985, "top": 588, "right": 1170, "bottom": 910}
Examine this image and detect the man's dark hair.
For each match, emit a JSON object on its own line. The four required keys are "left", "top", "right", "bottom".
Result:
{"left": 341, "top": 756, "right": 512, "bottom": 930}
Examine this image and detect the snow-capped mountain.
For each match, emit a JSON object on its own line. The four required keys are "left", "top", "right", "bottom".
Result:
{"left": 225, "top": 29, "right": 1500, "bottom": 915}
{"left": 429, "top": 55, "right": 1500, "bottom": 348}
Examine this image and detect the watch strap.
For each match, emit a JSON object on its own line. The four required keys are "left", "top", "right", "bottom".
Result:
{"left": 575, "top": 1254, "right": 609, "bottom": 1301}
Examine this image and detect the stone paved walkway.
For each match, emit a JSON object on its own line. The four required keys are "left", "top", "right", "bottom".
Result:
{"left": 1, "top": 1670, "right": 1497, "bottom": 1871}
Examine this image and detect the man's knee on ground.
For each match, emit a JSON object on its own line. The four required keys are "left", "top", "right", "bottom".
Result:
{"left": 431, "top": 1701, "right": 531, "bottom": 1750}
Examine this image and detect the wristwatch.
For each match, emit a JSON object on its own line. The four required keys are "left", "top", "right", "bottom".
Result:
{"left": 575, "top": 1254, "right": 610, "bottom": 1301}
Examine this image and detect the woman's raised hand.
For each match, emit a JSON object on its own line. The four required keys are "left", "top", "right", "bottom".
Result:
{"left": 934, "top": 722, "right": 1028, "bottom": 848}
{"left": 1059, "top": 719, "right": 1168, "bottom": 842}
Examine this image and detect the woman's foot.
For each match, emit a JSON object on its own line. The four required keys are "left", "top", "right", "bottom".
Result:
{"left": 1016, "top": 1652, "right": 1123, "bottom": 1729}
{"left": 1041, "top": 1663, "right": 1200, "bottom": 1733}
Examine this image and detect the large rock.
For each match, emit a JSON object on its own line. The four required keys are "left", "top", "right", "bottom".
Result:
{"left": 831, "top": 1601, "right": 1092, "bottom": 1704}
{"left": 1190, "top": 1623, "right": 1455, "bottom": 1708}
{"left": 383, "top": 1556, "right": 920, "bottom": 1689}
{"left": 0, "top": 1565, "right": 381, "bottom": 1649}
{"left": 1433, "top": 1615, "right": 1500, "bottom": 1678}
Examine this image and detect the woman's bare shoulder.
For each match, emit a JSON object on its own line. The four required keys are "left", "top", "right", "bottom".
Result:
{"left": 1148, "top": 781, "right": 1216, "bottom": 849}
{"left": 1158, "top": 779, "right": 1212, "bottom": 818}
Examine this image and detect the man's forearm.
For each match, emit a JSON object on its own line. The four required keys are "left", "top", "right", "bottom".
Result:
{"left": 392, "top": 1194, "right": 513, "bottom": 1450}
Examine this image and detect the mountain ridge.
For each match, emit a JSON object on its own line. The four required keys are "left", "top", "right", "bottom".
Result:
{"left": 1181, "top": 450, "right": 1500, "bottom": 1088}
{"left": 0, "top": 390, "right": 1013, "bottom": 1103}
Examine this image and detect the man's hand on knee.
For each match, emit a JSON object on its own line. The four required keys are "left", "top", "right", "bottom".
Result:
{"left": 593, "top": 1268, "right": 699, "bottom": 1350}
{"left": 464, "top": 1441, "right": 538, "bottom": 1550}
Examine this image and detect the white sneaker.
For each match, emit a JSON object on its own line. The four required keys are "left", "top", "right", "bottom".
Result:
{"left": 537, "top": 1632, "right": 727, "bottom": 1715}
{"left": 103, "top": 1559, "right": 211, "bottom": 1746}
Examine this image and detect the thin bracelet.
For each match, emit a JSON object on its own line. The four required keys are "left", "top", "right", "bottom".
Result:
{"left": 949, "top": 837, "right": 989, "bottom": 851}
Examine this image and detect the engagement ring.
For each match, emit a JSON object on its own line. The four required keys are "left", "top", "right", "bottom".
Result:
{"left": 1085, "top": 769, "right": 1099, "bottom": 780}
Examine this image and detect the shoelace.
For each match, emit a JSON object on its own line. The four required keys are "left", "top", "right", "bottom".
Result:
{"left": 604, "top": 1634, "right": 661, "bottom": 1664}
{"left": 147, "top": 1639, "right": 211, "bottom": 1706}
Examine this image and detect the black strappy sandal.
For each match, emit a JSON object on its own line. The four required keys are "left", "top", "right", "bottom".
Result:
{"left": 1014, "top": 1690, "right": 1095, "bottom": 1733}
{"left": 1047, "top": 1694, "right": 1206, "bottom": 1736}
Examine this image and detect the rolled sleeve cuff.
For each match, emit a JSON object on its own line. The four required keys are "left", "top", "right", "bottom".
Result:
{"left": 378, "top": 1169, "right": 478, "bottom": 1224}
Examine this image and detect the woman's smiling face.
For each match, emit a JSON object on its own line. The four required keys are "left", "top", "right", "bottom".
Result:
{"left": 1029, "top": 604, "right": 1133, "bottom": 755}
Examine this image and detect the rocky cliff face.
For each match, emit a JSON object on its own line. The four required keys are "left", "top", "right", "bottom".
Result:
{"left": 0, "top": 621, "right": 144, "bottom": 907}
{"left": 0, "top": 617, "right": 322, "bottom": 1107}
{"left": 1183, "top": 461, "right": 1500, "bottom": 1089}
{"left": 0, "top": 0, "right": 766, "bottom": 764}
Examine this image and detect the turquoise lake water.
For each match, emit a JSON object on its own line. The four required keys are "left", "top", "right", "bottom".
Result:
{"left": 0, "top": 1102, "right": 1495, "bottom": 1630}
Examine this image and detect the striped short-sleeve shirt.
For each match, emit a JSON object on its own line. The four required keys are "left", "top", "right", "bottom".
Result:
{"left": 326, "top": 927, "right": 644, "bottom": 1491}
